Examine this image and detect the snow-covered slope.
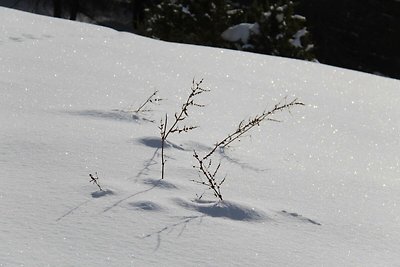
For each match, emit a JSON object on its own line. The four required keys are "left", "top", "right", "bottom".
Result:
{"left": 1, "top": 7, "right": 400, "bottom": 266}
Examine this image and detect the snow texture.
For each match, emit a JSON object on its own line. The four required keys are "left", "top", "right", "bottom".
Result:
{"left": 1, "top": 7, "right": 400, "bottom": 267}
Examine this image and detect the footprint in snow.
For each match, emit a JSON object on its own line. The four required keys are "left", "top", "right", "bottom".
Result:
{"left": 141, "top": 178, "right": 178, "bottom": 190}
{"left": 91, "top": 189, "right": 114, "bottom": 198}
{"left": 129, "top": 200, "right": 164, "bottom": 212}
{"left": 280, "top": 210, "right": 321, "bottom": 226}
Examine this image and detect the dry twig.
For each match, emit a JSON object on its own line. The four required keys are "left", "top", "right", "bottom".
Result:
{"left": 135, "top": 90, "right": 162, "bottom": 113}
{"left": 192, "top": 97, "right": 304, "bottom": 200}
{"left": 89, "top": 172, "right": 103, "bottom": 191}
{"left": 159, "top": 78, "right": 209, "bottom": 179}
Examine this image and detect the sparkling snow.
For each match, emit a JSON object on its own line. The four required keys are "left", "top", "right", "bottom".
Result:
{"left": 1, "top": 7, "right": 400, "bottom": 266}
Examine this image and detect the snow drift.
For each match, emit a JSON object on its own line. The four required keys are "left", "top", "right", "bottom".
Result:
{"left": 1, "top": 7, "right": 400, "bottom": 266}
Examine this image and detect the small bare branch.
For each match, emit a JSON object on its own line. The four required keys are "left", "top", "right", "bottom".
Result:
{"left": 160, "top": 79, "right": 209, "bottom": 179}
{"left": 192, "top": 150, "right": 224, "bottom": 200}
{"left": 136, "top": 90, "right": 163, "bottom": 113}
{"left": 89, "top": 172, "right": 103, "bottom": 191}
{"left": 160, "top": 114, "right": 168, "bottom": 179}
{"left": 192, "top": 97, "right": 304, "bottom": 200}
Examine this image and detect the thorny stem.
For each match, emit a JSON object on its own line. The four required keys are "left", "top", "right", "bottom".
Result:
{"left": 135, "top": 90, "right": 161, "bottom": 113}
{"left": 89, "top": 172, "right": 103, "bottom": 191}
{"left": 160, "top": 114, "right": 168, "bottom": 179}
{"left": 203, "top": 98, "right": 304, "bottom": 160}
{"left": 159, "top": 78, "right": 209, "bottom": 179}
{"left": 164, "top": 79, "right": 207, "bottom": 140}
{"left": 193, "top": 97, "right": 304, "bottom": 200}
{"left": 193, "top": 151, "right": 223, "bottom": 200}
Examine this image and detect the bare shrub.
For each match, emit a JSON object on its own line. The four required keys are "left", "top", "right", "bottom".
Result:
{"left": 159, "top": 79, "right": 209, "bottom": 179}
{"left": 192, "top": 98, "right": 305, "bottom": 200}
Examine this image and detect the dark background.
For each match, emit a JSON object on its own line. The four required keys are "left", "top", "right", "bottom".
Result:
{"left": 298, "top": 0, "right": 400, "bottom": 79}
{"left": 3, "top": 0, "right": 400, "bottom": 79}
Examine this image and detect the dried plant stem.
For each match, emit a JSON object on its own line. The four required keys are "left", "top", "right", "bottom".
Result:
{"left": 159, "top": 79, "right": 209, "bottom": 179}
{"left": 160, "top": 114, "right": 168, "bottom": 180}
{"left": 135, "top": 90, "right": 161, "bottom": 113}
{"left": 193, "top": 151, "right": 224, "bottom": 200}
{"left": 89, "top": 172, "right": 103, "bottom": 191}
{"left": 205, "top": 98, "right": 304, "bottom": 160}
{"left": 193, "top": 97, "right": 304, "bottom": 200}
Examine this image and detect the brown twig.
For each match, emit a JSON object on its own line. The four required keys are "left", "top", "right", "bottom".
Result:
{"left": 89, "top": 172, "right": 103, "bottom": 191}
{"left": 159, "top": 78, "right": 209, "bottom": 179}
{"left": 192, "top": 151, "right": 224, "bottom": 200}
{"left": 160, "top": 114, "right": 168, "bottom": 180}
{"left": 135, "top": 90, "right": 162, "bottom": 113}
{"left": 192, "top": 97, "right": 304, "bottom": 200}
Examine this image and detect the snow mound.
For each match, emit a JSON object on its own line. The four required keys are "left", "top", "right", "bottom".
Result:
{"left": 1, "top": 7, "right": 400, "bottom": 267}
{"left": 174, "top": 198, "right": 267, "bottom": 221}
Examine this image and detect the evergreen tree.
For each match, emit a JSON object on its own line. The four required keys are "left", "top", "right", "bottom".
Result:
{"left": 225, "top": 0, "right": 315, "bottom": 60}
{"left": 143, "top": 0, "right": 239, "bottom": 47}
{"left": 142, "top": 0, "right": 315, "bottom": 60}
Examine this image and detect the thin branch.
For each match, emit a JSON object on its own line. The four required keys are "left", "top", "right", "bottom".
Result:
{"left": 192, "top": 97, "right": 304, "bottom": 200}
{"left": 136, "top": 90, "right": 162, "bottom": 113}
{"left": 160, "top": 114, "right": 168, "bottom": 179}
{"left": 89, "top": 172, "right": 103, "bottom": 191}
{"left": 204, "top": 98, "right": 304, "bottom": 160}
{"left": 164, "top": 78, "right": 208, "bottom": 140}
{"left": 193, "top": 150, "right": 223, "bottom": 200}
{"left": 135, "top": 90, "right": 162, "bottom": 113}
{"left": 159, "top": 78, "right": 209, "bottom": 179}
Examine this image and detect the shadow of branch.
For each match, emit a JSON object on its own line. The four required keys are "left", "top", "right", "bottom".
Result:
{"left": 138, "top": 215, "right": 205, "bottom": 251}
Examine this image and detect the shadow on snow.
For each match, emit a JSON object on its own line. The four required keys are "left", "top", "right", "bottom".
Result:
{"left": 137, "top": 136, "right": 185, "bottom": 150}
{"left": 280, "top": 210, "right": 321, "bottom": 226}
{"left": 141, "top": 178, "right": 178, "bottom": 189}
{"left": 128, "top": 200, "right": 164, "bottom": 212}
{"left": 91, "top": 189, "right": 114, "bottom": 198}
{"left": 174, "top": 198, "right": 267, "bottom": 222}
{"left": 66, "top": 109, "right": 154, "bottom": 123}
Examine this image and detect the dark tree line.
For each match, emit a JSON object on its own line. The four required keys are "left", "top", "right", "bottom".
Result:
{"left": 52, "top": 0, "right": 79, "bottom": 20}
{"left": 298, "top": 0, "right": 400, "bottom": 78}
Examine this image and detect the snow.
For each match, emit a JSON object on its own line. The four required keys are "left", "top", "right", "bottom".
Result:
{"left": 290, "top": 27, "right": 308, "bottom": 48}
{"left": 292, "top": 14, "right": 306, "bottom": 21}
{"left": 221, "top": 23, "right": 259, "bottom": 44}
{"left": 181, "top": 5, "right": 191, "bottom": 16}
{"left": 1, "top": 7, "right": 400, "bottom": 266}
{"left": 276, "top": 13, "right": 284, "bottom": 23}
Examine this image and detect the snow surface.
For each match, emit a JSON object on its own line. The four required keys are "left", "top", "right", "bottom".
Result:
{"left": 1, "top": 7, "right": 400, "bottom": 266}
